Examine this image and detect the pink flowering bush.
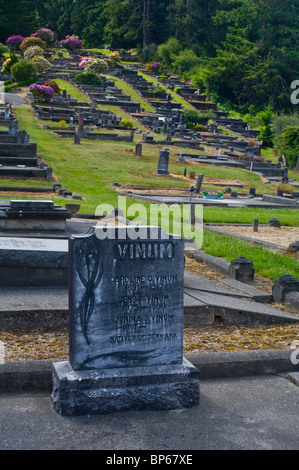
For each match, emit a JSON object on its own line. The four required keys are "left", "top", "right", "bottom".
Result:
{"left": 79, "top": 56, "right": 89, "bottom": 68}
{"left": 29, "top": 83, "right": 54, "bottom": 103}
{"left": 32, "top": 28, "right": 54, "bottom": 44}
{"left": 60, "top": 35, "right": 82, "bottom": 51}
{"left": 6, "top": 35, "right": 25, "bottom": 50}
{"left": 151, "top": 61, "right": 160, "bottom": 73}
{"left": 81, "top": 57, "right": 108, "bottom": 74}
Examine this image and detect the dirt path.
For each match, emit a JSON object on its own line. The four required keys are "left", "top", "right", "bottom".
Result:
{"left": 212, "top": 225, "right": 299, "bottom": 248}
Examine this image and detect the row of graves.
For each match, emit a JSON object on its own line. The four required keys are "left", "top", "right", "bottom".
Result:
{"left": 43, "top": 49, "right": 109, "bottom": 81}
{"left": 115, "top": 68, "right": 289, "bottom": 180}
{"left": 0, "top": 103, "right": 52, "bottom": 179}
{"left": 29, "top": 77, "right": 135, "bottom": 144}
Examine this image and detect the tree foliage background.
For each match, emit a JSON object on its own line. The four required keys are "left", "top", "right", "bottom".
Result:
{"left": 1, "top": 0, "right": 299, "bottom": 114}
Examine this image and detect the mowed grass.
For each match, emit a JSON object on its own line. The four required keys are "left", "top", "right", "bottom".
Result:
{"left": 202, "top": 229, "right": 299, "bottom": 281}
{"left": 12, "top": 104, "right": 194, "bottom": 212}
{"left": 8, "top": 84, "right": 298, "bottom": 282}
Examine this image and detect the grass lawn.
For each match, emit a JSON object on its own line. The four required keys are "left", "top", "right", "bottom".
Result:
{"left": 202, "top": 229, "right": 299, "bottom": 281}
{"left": 6, "top": 82, "right": 298, "bottom": 283}
{"left": 105, "top": 75, "right": 156, "bottom": 113}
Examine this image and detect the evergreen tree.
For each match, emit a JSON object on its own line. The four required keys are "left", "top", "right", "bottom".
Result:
{"left": 0, "top": 0, "right": 39, "bottom": 43}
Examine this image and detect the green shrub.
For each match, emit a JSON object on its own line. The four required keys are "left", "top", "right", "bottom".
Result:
{"left": 274, "top": 126, "right": 299, "bottom": 168}
{"left": 10, "top": 59, "right": 37, "bottom": 82}
{"left": 195, "top": 124, "right": 207, "bottom": 132}
{"left": 20, "top": 37, "right": 46, "bottom": 50}
{"left": 1, "top": 53, "right": 18, "bottom": 73}
{"left": 75, "top": 72, "right": 102, "bottom": 85}
{"left": 4, "top": 77, "right": 36, "bottom": 92}
{"left": 119, "top": 119, "right": 134, "bottom": 129}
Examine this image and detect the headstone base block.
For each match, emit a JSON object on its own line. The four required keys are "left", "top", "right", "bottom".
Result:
{"left": 52, "top": 358, "right": 200, "bottom": 416}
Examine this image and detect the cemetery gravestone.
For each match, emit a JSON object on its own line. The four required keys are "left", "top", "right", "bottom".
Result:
{"left": 74, "top": 133, "right": 81, "bottom": 145}
{"left": 8, "top": 121, "right": 18, "bottom": 136}
{"left": 157, "top": 149, "right": 169, "bottom": 175}
{"left": 77, "top": 113, "right": 84, "bottom": 135}
{"left": 135, "top": 143, "right": 142, "bottom": 156}
{"left": 229, "top": 256, "right": 254, "bottom": 283}
{"left": 195, "top": 174, "right": 204, "bottom": 194}
{"left": 17, "top": 130, "right": 29, "bottom": 144}
{"left": 52, "top": 226, "right": 200, "bottom": 415}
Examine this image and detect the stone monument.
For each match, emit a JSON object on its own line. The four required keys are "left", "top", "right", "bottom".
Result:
{"left": 52, "top": 225, "right": 200, "bottom": 415}
{"left": 157, "top": 149, "right": 169, "bottom": 175}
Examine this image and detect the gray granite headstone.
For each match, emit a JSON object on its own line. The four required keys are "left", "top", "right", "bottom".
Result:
{"left": 135, "top": 143, "right": 142, "bottom": 156}
{"left": 17, "top": 130, "right": 29, "bottom": 144}
{"left": 8, "top": 121, "right": 18, "bottom": 136}
{"left": 52, "top": 226, "right": 199, "bottom": 415}
{"left": 195, "top": 174, "right": 204, "bottom": 194}
{"left": 229, "top": 256, "right": 254, "bottom": 283}
{"left": 74, "top": 133, "right": 81, "bottom": 145}
{"left": 272, "top": 274, "right": 299, "bottom": 302}
{"left": 157, "top": 149, "right": 169, "bottom": 175}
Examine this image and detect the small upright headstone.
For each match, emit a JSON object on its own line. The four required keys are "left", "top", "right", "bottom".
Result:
{"left": 229, "top": 256, "right": 254, "bottom": 283}
{"left": 157, "top": 148, "right": 169, "bottom": 175}
{"left": 4, "top": 106, "right": 11, "bottom": 120}
{"left": 253, "top": 218, "right": 259, "bottom": 232}
{"left": 74, "top": 133, "right": 81, "bottom": 145}
{"left": 17, "top": 130, "right": 29, "bottom": 144}
{"left": 62, "top": 89, "right": 67, "bottom": 99}
{"left": 189, "top": 171, "right": 195, "bottom": 179}
{"left": 195, "top": 174, "right": 204, "bottom": 194}
{"left": 272, "top": 274, "right": 299, "bottom": 302}
{"left": 51, "top": 226, "right": 199, "bottom": 415}
{"left": 249, "top": 188, "right": 256, "bottom": 197}
{"left": 8, "top": 121, "right": 18, "bottom": 136}
{"left": 295, "top": 156, "right": 299, "bottom": 171}
{"left": 77, "top": 113, "right": 84, "bottom": 134}
{"left": 268, "top": 218, "right": 281, "bottom": 228}
{"left": 91, "top": 100, "right": 96, "bottom": 112}
{"left": 135, "top": 143, "right": 142, "bottom": 156}
{"left": 288, "top": 241, "right": 299, "bottom": 253}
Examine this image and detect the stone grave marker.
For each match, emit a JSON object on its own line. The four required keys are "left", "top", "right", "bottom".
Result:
{"left": 135, "top": 143, "right": 142, "bottom": 156}
{"left": 77, "top": 113, "right": 84, "bottom": 135}
{"left": 157, "top": 148, "right": 169, "bottom": 175}
{"left": 17, "top": 130, "right": 29, "bottom": 144}
{"left": 229, "top": 256, "right": 254, "bottom": 283}
{"left": 74, "top": 133, "right": 81, "bottom": 145}
{"left": 52, "top": 226, "right": 199, "bottom": 415}
{"left": 195, "top": 174, "right": 204, "bottom": 194}
{"left": 8, "top": 120, "right": 18, "bottom": 136}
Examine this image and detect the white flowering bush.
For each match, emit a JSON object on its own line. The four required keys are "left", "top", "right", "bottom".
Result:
{"left": 24, "top": 46, "right": 45, "bottom": 60}
{"left": 83, "top": 58, "right": 109, "bottom": 74}
{"left": 31, "top": 56, "right": 52, "bottom": 72}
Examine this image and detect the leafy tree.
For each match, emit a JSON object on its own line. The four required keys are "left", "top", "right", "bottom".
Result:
{"left": 0, "top": 0, "right": 39, "bottom": 43}
{"left": 156, "top": 37, "right": 182, "bottom": 69}
{"left": 274, "top": 126, "right": 299, "bottom": 168}
{"left": 202, "top": 0, "right": 299, "bottom": 112}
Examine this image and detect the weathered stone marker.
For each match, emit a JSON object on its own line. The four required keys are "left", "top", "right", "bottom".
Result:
{"left": 52, "top": 226, "right": 200, "bottom": 415}
{"left": 229, "top": 256, "right": 254, "bottom": 283}
{"left": 157, "top": 148, "right": 169, "bottom": 175}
